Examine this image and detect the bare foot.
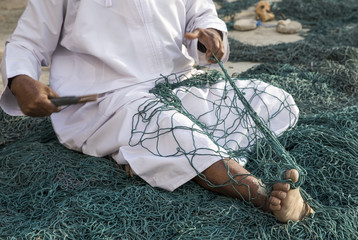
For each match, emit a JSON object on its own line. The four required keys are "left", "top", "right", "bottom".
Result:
{"left": 269, "top": 169, "right": 314, "bottom": 223}
{"left": 125, "top": 164, "right": 135, "bottom": 177}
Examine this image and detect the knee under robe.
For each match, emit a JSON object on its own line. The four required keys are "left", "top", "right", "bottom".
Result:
{"left": 51, "top": 77, "right": 299, "bottom": 191}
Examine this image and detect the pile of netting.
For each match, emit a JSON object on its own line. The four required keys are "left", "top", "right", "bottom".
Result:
{"left": 1, "top": 0, "right": 358, "bottom": 239}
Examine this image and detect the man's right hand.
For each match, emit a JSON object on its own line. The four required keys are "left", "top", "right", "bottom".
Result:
{"left": 10, "top": 75, "right": 61, "bottom": 117}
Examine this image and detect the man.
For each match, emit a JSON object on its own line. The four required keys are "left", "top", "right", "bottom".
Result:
{"left": 0, "top": 0, "right": 312, "bottom": 223}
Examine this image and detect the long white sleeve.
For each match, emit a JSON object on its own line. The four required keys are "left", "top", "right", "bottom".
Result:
{"left": 184, "top": 0, "right": 230, "bottom": 66}
{"left": 0, "top": 0, "right": 66, "bottom": 115}
{"left": 1, "top": 0, "right": 229, "bottom": 116}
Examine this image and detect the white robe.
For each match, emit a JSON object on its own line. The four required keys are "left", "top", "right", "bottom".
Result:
{"left": 1, "top": 0, "right": 229, "bottom": 114}
{"left": 0, "top": 0, "right": 299, "bottom": 191}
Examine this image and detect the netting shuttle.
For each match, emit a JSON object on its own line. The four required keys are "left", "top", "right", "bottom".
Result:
{"left": 50, "top": 94, "right": 98, "bottom": 106}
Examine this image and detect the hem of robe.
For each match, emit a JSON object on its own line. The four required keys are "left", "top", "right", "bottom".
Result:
{"left": 114, "top": 149, "right": 228, "bottom": 192}
{"left": 50, "top": 78, "right": 298, "bottom": 193}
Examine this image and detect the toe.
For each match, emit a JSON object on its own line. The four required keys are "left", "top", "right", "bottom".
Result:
{"left": 270, "top": 204, "right": 282, "bottom": 211}
{"left": 271, "top": 190, "right": 288, "bottom": 200}
{"left": 273, "top": 182, "right": 290, "bottom": 192}
{"left": 285, "top": 169, "right": 299, "bottom": 183}
{"left": 268, "top": 196, "right": 282, "bottom": 210}
{"left": 269, "top": 196, "right": 281, "bottom": 206}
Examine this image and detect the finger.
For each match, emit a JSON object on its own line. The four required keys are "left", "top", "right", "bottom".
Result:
{"left": 45, "top": 87, "right": 62, "bottom": 112}
{"left": 18, "top": 94, "right": 49, "bottom": 117}
{"left": 48, "top": 102, "right": 62, "bottom": 113}
{"left": 205, "top": 40, "right": 224, "bottom": 62}
{"left": 206, "top": 49, "right": 223, "bottom": 63}
{"left": 46, "top": 87, "right": 60, "bottom": 99}
{"left": 45, "top": 100, "right": 62, "bottom": 114}
{"left": 213, "top": 43, "right": 225, "bottom": 61}
{"left": 184, "top": 29, "right": 201, "bottom": 40}
{"left": 37, "top": 98, "right": 59, "bottom": 116}
{"left": 27, "top": 94, "right": 59, "bottom": 117}
{"left": 207, "top": 50, "right": 222, "bottom": 63}
{"left": 206, "top": 50, "right": 216, "bottom": 63}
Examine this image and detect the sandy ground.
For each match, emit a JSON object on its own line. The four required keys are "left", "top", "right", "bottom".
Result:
{"left": 0, "top": 0, "right": 304, "bottom": 93}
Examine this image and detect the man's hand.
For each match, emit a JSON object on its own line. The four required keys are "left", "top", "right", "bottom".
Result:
{"left": 184, "top": 28, "right": 225, "bottom": 63}
{"left": 10, "top": 75, "right": 61, "bottom": 117}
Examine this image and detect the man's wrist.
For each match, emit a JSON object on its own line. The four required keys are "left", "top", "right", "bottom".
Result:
{"left": 8, "top": 75, "right": 30, "bottom": 95}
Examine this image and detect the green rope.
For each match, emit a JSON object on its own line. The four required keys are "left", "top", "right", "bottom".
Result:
{"left": 215, "top": 55, "right": 306, "bottom": 187}
{"left": 1, "top": 0, "right": 358, "bottom": 238}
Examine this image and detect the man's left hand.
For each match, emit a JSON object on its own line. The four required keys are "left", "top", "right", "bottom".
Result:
{"left": 184, "top": 28, "right": 225, "bottom": 63}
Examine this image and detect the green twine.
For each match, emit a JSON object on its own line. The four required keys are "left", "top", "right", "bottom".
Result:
{"left": 214, "top": 54, "right": 306, "bottom": 187}
{"left": 1, "top": 0, "right": 358, "bottom": 238}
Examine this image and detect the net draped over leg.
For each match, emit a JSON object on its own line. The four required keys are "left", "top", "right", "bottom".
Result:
{"left": 119, "top": 77, "right": 299, "bottom": 191}
{"left": 52, "top": 73, "right": 298, "bottom": 191}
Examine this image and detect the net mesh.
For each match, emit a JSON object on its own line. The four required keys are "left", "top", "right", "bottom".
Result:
{"left": 1, "top": 0, "right": 358, "bottom": 239}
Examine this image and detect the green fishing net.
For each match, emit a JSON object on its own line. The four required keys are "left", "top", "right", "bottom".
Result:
{"left": 1, "top": 0, "right": 358, "bottom": 239}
